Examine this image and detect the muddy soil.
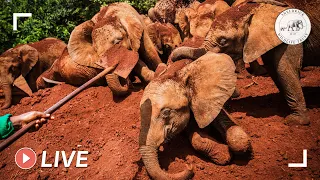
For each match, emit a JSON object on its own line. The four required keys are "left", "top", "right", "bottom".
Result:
{"left": 0, "top": 67, "right": 319, "bottom": 180}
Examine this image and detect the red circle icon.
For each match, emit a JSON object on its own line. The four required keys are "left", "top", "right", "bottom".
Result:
{"left": 15, "top": 147, "right": 37, "bottom": 169}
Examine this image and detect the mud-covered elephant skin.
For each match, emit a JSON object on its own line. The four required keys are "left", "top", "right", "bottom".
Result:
{"left": 0, "top": 38, "right": 66, "bottom": 109}
{"left": 148, "top": 0, "right": 195, "bottom": 23}
{"left": 175, "top": 0, "right": 230, "bottom": 39}
{"left": 139, "top": 53, "right": 251, "bottom": 180}
{"left": 141, "top": 22, "right": 182, "bottom": 65}
{"left": 39, "top": 3, "right": 183, "bottom": 95}
{"left": 170, "top": 0, "right": 320, "bottom": 125}
{"left": 38, "top": 3, "right": 156, "bottom": 95}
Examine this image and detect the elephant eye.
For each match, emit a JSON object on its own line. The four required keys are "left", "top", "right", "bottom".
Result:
{"left": 113, "top": 37, "right": 123, "bottom": 44}
{"left": 160, "top": 108, "right": 171, "bottom": 118}
{"left": 9, "top": 65, "right": 21, "bottom": 78}
{"left": 218, "top": 38, "right": 227, "bottom": 46}
{"left": 164, "top": 44, "right": 170, "bottom": 49}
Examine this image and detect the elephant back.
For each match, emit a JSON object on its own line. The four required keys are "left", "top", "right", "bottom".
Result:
{"left": 29, "top": 38, "right": 67, "bottom": 69}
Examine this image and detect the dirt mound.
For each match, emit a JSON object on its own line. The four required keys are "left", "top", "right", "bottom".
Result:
{"left": 0, "top": 67, "right": 320, "bottom": 179}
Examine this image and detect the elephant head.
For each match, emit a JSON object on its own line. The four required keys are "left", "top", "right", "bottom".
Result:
{"left": 68, "top": 3, "right": 143, "bottom": 68}
{"left": 139, "top": 52, "right": 237, "bottom": 179}
{"left": 171, "top": 0, "right": 288, "bottom": 63}
{"left": 144, "top": 22, "right": 182, "bottom": 64}
{"left": 175, "top": 0, "right": 230, "bottom": 39}
{"left": 0, "top": 45, "right": 38, "bottom": 109}
{"left": 67, "top": 3, "right": 144, "bottom": 95}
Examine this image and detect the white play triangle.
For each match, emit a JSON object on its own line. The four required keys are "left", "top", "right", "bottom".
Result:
{"left": 22, "top": 153, "right": 30, "bottom": 164}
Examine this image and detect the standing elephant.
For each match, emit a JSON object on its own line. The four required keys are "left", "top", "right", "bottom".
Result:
{"left": 170, "top": 0, "right": 320, "bottom": 125}
{"left": 175, "top": 0, "right": 230, "bottom": 39}
{"left": 139, "top": 53, "right": 251, "bottom": 180}
{"left": 39, "top": 3, "right": 181, "bottom": 95}
{"left": 285, "top": 20, "right": 303, "bottom": 31}
{"left": 0, "top": 38, "right": 66, "bottom": 109}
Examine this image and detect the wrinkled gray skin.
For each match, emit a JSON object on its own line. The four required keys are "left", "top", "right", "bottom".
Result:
{"left": 139, "top": 53, "right": 250, "bottom": 180}
{"left": 0, "top": 38, "right": 66, "bottom": 109}
{"left": 170, "top": 0, "right": 320, "bottom": 125}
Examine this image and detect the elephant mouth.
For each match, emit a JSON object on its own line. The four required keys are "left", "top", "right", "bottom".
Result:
{"left": 163, "top": 124, "right": 176, "bottom": 144}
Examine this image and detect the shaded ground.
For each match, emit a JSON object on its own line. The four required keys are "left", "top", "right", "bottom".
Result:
{"left": 0, "top": 67, "right": 319, "bottom": 180}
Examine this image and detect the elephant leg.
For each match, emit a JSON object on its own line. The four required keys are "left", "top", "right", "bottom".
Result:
{"left": 212, "top": 109, "right": 251, "bottom": 153}
{"left": 248, "top": 60, "right": 267, "bottom": 76}
{"left": 187, "top": 124, "right": 231, "bottom": 165}
{"left": 262, "top": 43, "right": 309, "bottom": 125}
{"left": 133, "top": 59, "right": 155, "bottom": 83}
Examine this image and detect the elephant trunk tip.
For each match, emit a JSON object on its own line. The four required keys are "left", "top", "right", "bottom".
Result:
{"left": 139, "top": 145, "right": 194, "bottom": 180}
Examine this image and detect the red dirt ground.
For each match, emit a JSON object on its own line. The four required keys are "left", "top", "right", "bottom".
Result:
{"left": 0, "top": 67, "right": 319, "bottom": 180}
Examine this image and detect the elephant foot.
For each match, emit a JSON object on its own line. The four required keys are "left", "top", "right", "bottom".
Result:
{"left": 207, "top": 143, "right": 232, "bottom": 165}
{"left": 226, "top": 126, "right": 251, "bottom": 153}
{"left": 189, "top": 130, "right": 231, "bottom": 165}
{"left": 284, "top": 112, "right": 310, "bottom": 126}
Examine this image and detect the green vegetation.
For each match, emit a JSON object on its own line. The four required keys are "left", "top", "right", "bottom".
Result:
{"left": 0, "top": 0, "right": 156, "bottom": 53}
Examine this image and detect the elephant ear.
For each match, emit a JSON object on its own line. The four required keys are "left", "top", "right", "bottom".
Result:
{"left": 68, "top": 20, "right": 101, "bottom": 69}
{"left": 19, "top": 45, "right": 39, "bottom": 77}
{"left": 146, "top": 23, "right": 163, "bottom": 54}
{"left": 243, "top": 3, "right": 287, "bottom": 63}
{"left": 120, "top": 16, "right": 143, "bottom": 52}
{"left": 97, "top": 44, "right": 139, "bottom": 79}
{"left": 175, "top": 8, "right": 191, "bottom": 38}
{"left": 13, "top": 75, "right": 32, "bottom": 96}
{"left": 179, "top": 52, "right": 236, "bottom": 128}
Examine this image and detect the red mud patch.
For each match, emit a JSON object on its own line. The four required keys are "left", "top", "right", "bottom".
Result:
{"left": 0, "top": 67, "right": 320, "bottom": 179}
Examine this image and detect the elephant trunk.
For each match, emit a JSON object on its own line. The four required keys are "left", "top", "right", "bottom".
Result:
{"left": 105, "top": 73, "right": 129, "bottom": 96}
{"left": 1, "top": 83, "right": 12, "bottom": 109}
{"left": 139, "top": 99, "right": 193, "bottom": 180}
{"left": 139, "top": 145, "right": 193, "bottom": 180}
{"left": 170, "top": 47, "right": 207, "bottom": 62}
{"left": 133, "top": 60, "right": 155, "bottom": 83}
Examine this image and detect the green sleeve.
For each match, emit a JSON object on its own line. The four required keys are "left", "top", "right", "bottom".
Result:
{"left": 0, "top": 114, "right": 14, "bottom": 139}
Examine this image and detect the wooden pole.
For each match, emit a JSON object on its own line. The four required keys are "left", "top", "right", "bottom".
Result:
{"left": 0, "top": 66, "right": 115, "bottom": 151}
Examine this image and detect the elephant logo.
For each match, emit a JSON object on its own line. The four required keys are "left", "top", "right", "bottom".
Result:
{"left": 275, "top": 8, "right": 311, "bottom": 45}
{"left": 280, "top": 20, "right": 303, "bottom": 31}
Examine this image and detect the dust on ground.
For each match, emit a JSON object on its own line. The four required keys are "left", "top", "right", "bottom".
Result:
{"left": 0, "top": 67, "right": 319, "bottom": 180}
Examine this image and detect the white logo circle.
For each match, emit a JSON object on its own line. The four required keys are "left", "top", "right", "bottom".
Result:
{"left": 275, "top": 8, "right": 311, "bottom": 45}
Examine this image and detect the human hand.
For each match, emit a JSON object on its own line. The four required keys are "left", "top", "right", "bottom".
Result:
{"left": 10, "top": 111, "right": 54, "bottom": 130}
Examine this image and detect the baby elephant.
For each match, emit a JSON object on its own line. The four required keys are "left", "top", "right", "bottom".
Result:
{"left": 139, "top": 52, "right": 251, "bottom": 180}
{"left": 0, "top": 38, "right": 66, "bottom": 109}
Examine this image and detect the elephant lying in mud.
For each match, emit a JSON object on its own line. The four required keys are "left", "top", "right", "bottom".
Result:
{"left": 171, "top": 0, "right": 320, "bottom": 125}
{"left": 38, "top": 3, "right": 182, "bottom": 95}
{"left": 139, "top": 53, "right": 251, "bottom": 180}
{"left": 0, "top": 38, "right": 66, "bottom": 109}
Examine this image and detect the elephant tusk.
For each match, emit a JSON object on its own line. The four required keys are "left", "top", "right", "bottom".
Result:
{"left": 42, "top": 77, "right": 64, "bottom": 85}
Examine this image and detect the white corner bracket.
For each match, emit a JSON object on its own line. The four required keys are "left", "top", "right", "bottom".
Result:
{"left": 13, "top": 13, "right": 32, "bottom": 31}
{"left": 288, "top": 149, "right": 307, "bottom": 168}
